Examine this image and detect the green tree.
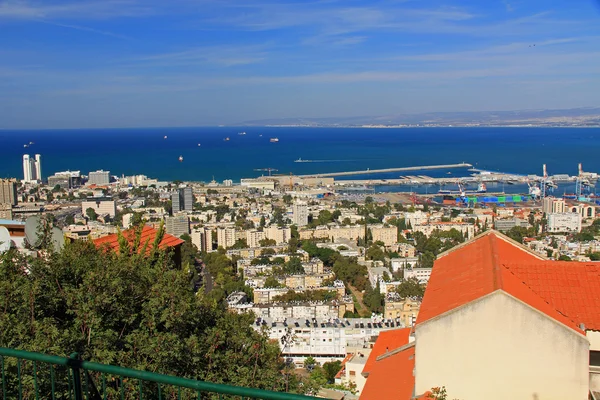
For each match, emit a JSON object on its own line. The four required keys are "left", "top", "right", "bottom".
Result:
{"left": 264, "top": 275, "right": 282, "bottom": 288}
{"left": 283, "top": 257, "right": 304, "bottom": 275}
{"left": 85, "top": 207, "right": 97, "bottom": 221}
{"left": 396, "top": 277, "right": 425, "bottom": 298}
{"left": 304, "top": 356, "right": 317, "bottom": 371}
{"left": 322, "top": 361, "right": 342, "bottom": 383}
{"left": 366, "top": 244, "right": 385, "bottom": 262}
{"left": 259, "top": 238, "right": 277, "bottom": 247}
{"left": 0, "top": 242, "right": 310, "bottom": 394}
{"left": 230, "top": 239, "right": 248, "bottom": 249}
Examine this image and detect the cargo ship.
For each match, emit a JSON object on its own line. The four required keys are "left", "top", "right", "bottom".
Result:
{"left": 270, "top": 138, "right": 279, "bottom": 143}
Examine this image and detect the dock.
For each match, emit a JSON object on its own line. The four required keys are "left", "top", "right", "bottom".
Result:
{"left": 297, "top": 162, "right": 472, "bottom": 178}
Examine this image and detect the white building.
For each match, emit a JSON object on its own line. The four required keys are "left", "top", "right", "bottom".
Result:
{"left": 256, "top": 317, "right": 405, "bottom": 366}
{"left": 88, "top": 170, "right": 110, "bottom": 186}
{"left": 390, "top": 257, "right": 420, "bottom": 272}
{"left": 292, "top": 201, "right": 309, "bottom": 226}
{"left": 81, "top": 198, "right": 116, "bottom": 218}
{"left": 412, "top": 222, "right": 474, "bottom": 239}
{"left": 405, "top": 210, "right": 429, "bottom": 228}
{"left": 22, "top": 154, "right": 42, "bottom": 183}
{"left": 191, "top": 227, "right": 214, "bottom": 252}
{"left": 543, "top": 197, "right": 566, "bottom": 214}
{"left": 547, "top": 212, "right": 582, "bottom": 233}
{"left": 403, "top": 267, "right": 432, "bottom": 285}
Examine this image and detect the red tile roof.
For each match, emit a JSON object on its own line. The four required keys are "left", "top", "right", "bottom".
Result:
{"left": 94, "top": 225, "right": 184, "bottom": 255}
{"left": 360, "top": 344, "right": 415, "bottom": 400}
{"left": 416, "top": 231, "right": 594, "bottom": 334}
{"left": 504, "top": 261, "right": 600, "bottom": 331}
{"left": 362, "top": 328, "right": 411, "bottom": 377}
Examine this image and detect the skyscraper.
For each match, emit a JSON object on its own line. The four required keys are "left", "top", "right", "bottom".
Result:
{"left": 34, "top": 154, "right": 42, "bottom": 182}
{"left": 23, "top": 155, "right": 32, "bottom": 182}
{"left": 0, "top": 179, "right": 18, "bottom": 206}
{"left": 22, "top": 154, "right": 42, "bottom": 183}
{"left": 171, "top": 187, "right": 193, "bottom": 213}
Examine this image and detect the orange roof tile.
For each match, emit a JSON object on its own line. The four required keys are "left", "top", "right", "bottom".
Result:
{"left": 362, "top": 328, "right": 411, "bottom": 376}
{"left": 360, "top": 344, "right": 415, "bottom": 400}
{"left": 416, "top": 231, "right": 589, "bottom": 334}
{"left": 504, "top": 261, "right": 600, "bottom": 331}
{"left": 94, "top": 225, "right": 184, "bottom": 255}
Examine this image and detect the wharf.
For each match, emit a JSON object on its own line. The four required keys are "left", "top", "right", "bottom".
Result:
{"left": 297, "top": 163, "right": 472, "bottom": 178}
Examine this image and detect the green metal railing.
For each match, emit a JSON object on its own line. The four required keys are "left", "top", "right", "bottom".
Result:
{"left": 0, "top": 348, "right": 314, "bottom": 400}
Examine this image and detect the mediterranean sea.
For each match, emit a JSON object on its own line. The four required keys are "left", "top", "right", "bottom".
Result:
{"left": 1, "top": 127, "right": 599, "bottom": 194}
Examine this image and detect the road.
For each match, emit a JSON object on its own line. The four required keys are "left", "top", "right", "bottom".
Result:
{"left": 347, "top": 284, "right": 370, "bottom": 317}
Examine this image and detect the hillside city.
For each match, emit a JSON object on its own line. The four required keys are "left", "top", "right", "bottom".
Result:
{"left": 2, "top": 157, "right": 600, "bottom": 399}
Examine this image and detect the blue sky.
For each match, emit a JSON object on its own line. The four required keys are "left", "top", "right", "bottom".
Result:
{"left": 1, "top": 0, "right": 600, "bottom": 128}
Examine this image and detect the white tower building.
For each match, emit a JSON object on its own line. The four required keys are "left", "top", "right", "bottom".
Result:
{"left": 292, "top": 201, "right": 309, "bottom": 226}
{"left": 34, "top": 154, "right": 42, "bottom": 182}
{"left": 23, "top": 155, "right": 33, "bottom": 183}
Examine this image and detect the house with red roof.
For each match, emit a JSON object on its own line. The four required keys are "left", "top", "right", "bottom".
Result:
{"left": 94, "top": 225, "right": 185, "bottom": 267}
{"left": 360, "top": 230, "right": 600, "bottom": 400}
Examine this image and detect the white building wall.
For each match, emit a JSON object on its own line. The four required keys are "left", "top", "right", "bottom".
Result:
{"left": 81, "top": 200, "right": 116, "bottom": 217}
{"left": 547, "top": 213, "right": 582, "bottom": 233}
{"left": 414, "top": 291, "right": 589, "bottom": 400}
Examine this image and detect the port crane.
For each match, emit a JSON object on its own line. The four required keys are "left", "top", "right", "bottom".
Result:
{"left": 254, "top": 168, "right": 278, "bottom": 176}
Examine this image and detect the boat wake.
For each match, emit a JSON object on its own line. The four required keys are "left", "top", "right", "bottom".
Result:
{"left": 295, "top": 158, "right": 353, "bottom": 163}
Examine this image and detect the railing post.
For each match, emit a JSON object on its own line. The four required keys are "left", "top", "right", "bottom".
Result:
{"left": 69, "top": 353, "right": 84, "bottom": 400}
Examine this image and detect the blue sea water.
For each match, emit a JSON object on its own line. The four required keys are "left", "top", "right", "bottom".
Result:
{"left": 1, "top": 127, "right": 599, "bottom": 194}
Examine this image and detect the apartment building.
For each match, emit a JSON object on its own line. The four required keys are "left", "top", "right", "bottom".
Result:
{"left": 371, "top": 225, "right": 398, "bottom": 246}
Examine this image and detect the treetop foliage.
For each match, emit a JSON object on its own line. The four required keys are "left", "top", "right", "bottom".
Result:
{"left": 0, "top": 241, "right": 309, "bottom": 393}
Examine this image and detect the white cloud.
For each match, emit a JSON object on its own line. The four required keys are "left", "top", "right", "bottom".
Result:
{"left": 0, "top": 0, "right": 153, "bottom": 20}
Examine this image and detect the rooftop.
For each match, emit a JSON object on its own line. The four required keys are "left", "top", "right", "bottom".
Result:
{"left": 94, "top": 225, "right": 184, "bottom": 255}
{"left": 417, "top": 230, "right": 600, "bottom": 334}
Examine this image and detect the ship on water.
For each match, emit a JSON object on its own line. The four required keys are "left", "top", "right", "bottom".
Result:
{"left": 294, "top": 158, "right": 310, "bottom": 163}
{"left": 238, "top": 132, "right": 246, "bottom": 135}
{"left": 270, "top": 138, "right": 279, "bottom": 143}
{"left": 224, "top": 137, "right": 230, "bottom": 142}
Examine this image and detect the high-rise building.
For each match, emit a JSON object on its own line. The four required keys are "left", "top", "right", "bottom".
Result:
{"left": 0, "top": 179, "right": 18, "bottom": 206}
{"left": 23, "top": 155, "right": 32, "bottom": 183}
{"left": 217, "top": 226, "right": 237, "bottom": 249}
{"left": 542, "top": 197, "right": 565, "bottom": 214}
{"left": 22, "top": 154, "right": 42, "bottom": 183}
{"left": 192, "top": 227, "right": 214, "bottom": 252}
{"left": 88, "top": 170, "right": 110, "bottom": 186}
{"left": 166, "top": 215, "right": 190, "bottom": 238}
{"left": 34, "top": 154, "right": 42, "bottom": 182}
{"left": 171, "top": 187, "right": 193, "bottom": 213}
{"left": 292, "top": 201, "right": 309, "bottom": 226}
